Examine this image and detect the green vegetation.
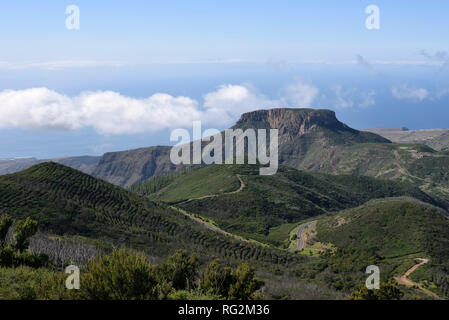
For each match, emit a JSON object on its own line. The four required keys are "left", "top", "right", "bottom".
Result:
{"left": 348, "top": 281, "right": 404, "bottom": 300}
{"left": 0, "top": 216, "right": 50, "bottom": 269}
{"left": 0, "top": 163, "right": 305, "bottom": 270}
{"left": 132, "top": 165, "right": 239, "bottom": 203}
{"left": 299, "top": 142, "right": 449, "bottom": 207}
{"left": 80, "top": 249, "right": 159, "bottom": 300}
{"left": 203, "top": 259, "right": 264, "bottom": 299}
{"left": 0, "top": 248, "right": 264, "bottom": 300}
{"left": 2, "top": 108, "right": 449, "bottom": 300}
{"left": 137, "top": 164, "right": 439, "bottom": 247}
{"left": 317, "top": 198, "right": 449, "bottom": 259}
{"left": 316, "top": 197, "right": 449, "bottom": 297}
{"left": 14, "top": 217, "right": 38, "bottom": 252}
{"left": 0, "top": 215, "right": 12, "bottom": 247}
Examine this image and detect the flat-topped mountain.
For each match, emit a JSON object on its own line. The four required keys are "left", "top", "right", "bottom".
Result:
{"left": 234, "top": 108, "right": 389, "bottom": 145}
{"left": 91, "top": 108, "right": 390, "bottom": 187}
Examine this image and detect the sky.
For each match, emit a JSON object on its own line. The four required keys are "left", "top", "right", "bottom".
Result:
{"left": 0, "top": 1, "right": 449, "bottom": 158}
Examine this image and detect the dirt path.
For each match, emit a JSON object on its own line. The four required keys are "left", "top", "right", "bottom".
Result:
{"left": 396, "top": 258, "right": 439, "bottom": 299}
{"left": 397, "top": 258, "right": 429, "bottom": 287}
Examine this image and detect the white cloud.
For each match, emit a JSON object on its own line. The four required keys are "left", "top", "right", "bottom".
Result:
{"left": 282, "top": 80, "right": 319, "bottom": 108}
{"left": 359, "top": 90, "right": 376, "bottom": 108}
{"left": 203, "top": 81, "right": 319, "bottom": 124}
{"left": 0, "top": 81, "right": 320, "bottom": 134}
{"left": 326, "top": 85, "right": 376, "bottom": 109}
{"left": 332, "top": 85, "right": 355, "bottom": 108}
{"left": 0, "top": 88, "right": 201, "bottom": 134}
{"left": 391, "top": 85, "right": 429, "bottom": 101}
{"left": 0, "top": 88, "right": 80, "bottom": 130}
{"left": 203, "top": 84, "right": 280, "bottom": 124}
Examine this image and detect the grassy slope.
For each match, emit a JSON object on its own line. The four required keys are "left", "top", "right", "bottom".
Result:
{"left": 0, "top": 162, "right": 304, "bottom": 270}
{"left": 133, "top": 164, "right": 438, "bottom": 247}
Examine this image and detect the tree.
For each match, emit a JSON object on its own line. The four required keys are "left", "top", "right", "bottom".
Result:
{"left": 13, "top": 217, "right": 38, "bottom": 252}
{"left": 155, "top": 250, "right": 199, "bottom": 290}
{"left": 348, "top": 280, "right": 404, "bottom": 300}
{"left": 0, "top": 214, "right": 13, "bottom": 247}
{"left": 203, "top": 259, "right": 234, "bottom": 297}
{"left": 80, "top": 248, "right": 158, "bottom": 300}
{"left": 228, "top": 263, "right": 264, "bottom": 300}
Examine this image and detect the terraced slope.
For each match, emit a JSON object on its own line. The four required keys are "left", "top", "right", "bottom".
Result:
{"left": 0, "top": 162, "right": 304, "bottom": 268}
{"left": 132, "top": 164, "right": 439, "bottom": 247}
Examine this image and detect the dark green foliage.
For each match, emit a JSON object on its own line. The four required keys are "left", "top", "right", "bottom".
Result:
{"left": 202, "top": 259, "right": 263, "bottom": 299}
{"left": 0, "top": 217, "right": 50, "bottom": 269}
{"left": 0, "top": 214, "right": 12, "bottom": 247}
{"left": 154, "top": 250, "right": 199, "bottom": 291}
{"left": 348, "top": 281, "right": 404, "bottom": 300}
{"left": 14, "top": 217, "right": 38, "bottom": 252}
{"left": 228, "top": 263, "right": 264, "bottom": 300}
{"left": 0, "top": 246, "right": 50, "bottom": 269}
{"left": 203, "top": 259, "right": 234, "bottom": 297}
{"left": 1, "top": 249, "right": 264, "bottom": 300}
{"left": 80, "top": 248, "right": 158, "bottom": 300}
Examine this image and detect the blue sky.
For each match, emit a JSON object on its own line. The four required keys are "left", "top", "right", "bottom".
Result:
{"left": 0, "top": 1, "right": 448, "bottom": 158}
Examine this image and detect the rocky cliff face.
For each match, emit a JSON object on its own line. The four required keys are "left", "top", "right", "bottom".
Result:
{"left": 235, "top": 108, "right": 342, "bottom": 132}
{"left": 234, "top": 108, "right": 388, "bottom": 145}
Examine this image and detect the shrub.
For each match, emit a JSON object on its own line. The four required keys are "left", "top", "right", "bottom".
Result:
{"left": 348, "top": 280, "right": 404, "bottom": 300}
{"left": 0, "top": 245, "right": 50, "bottom": 268}
{"left": 80, "top": 248, "right": 158, "bottom": 300}
{"left": 228, "top": 263, "right": 264, "bottom": 300}
{"left": 0, "top": 214, "right": 13, "bottom": 247}
{"left": 154, "top": 250, "right": 199, "bottom": 290}
{"left": 14, "top": 217, "right": 38, "bottom": 252}
{"left": 203, "top": 259, "right": 234, "bottom": 297}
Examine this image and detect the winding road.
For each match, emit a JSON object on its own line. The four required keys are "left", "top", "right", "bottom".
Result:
{"left": 290, "top": 222, "right": 313, "bottom": 251}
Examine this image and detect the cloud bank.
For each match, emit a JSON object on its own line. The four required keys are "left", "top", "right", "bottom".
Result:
{"left": 391, "top": 85, "right": 429, "bottom": 101}
{"left": 0, "top": 81, "right": 319, "bottom": 134}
